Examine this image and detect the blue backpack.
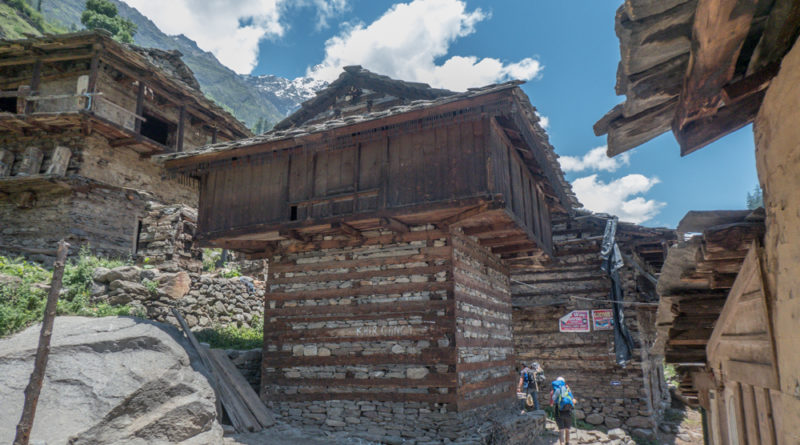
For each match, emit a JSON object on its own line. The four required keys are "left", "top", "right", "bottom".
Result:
{"left": 522, "top": 369, "right": 533, "bottom": 388}
{"left": 552, "top": 380, "right": 574, "bottom": 410}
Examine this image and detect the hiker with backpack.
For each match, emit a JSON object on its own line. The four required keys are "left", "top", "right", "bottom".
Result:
{"left": 516, "top": 362, "right": 544, "bottom": 413}
{"left": 550, "top": 377, "right": 576, "bottom": 445}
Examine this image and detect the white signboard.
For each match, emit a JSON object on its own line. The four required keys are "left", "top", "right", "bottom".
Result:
{"left": 559, "top": 310, "right": 590, "bottom": 333}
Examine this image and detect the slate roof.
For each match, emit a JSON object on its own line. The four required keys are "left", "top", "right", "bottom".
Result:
{"left": 274, "top": 65, "right": 456, "bottom": 130}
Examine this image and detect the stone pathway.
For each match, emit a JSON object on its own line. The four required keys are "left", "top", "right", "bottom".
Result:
{"left": 533, "top": 406, "right": 705, "bottom": 445}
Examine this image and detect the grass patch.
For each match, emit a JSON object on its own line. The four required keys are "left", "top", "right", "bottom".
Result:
{"left": 195, "top": 316, "right": 263, "bottom": 350}
{"left": 664, "top": 361, "right": 679, "bottom": 386}
{"left": 0, "top": 248, "right": 132, "bottom": 337}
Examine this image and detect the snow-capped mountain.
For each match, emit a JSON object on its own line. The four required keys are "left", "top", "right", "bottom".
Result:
{"left": 241, "top": 75, "right": 328, "bottom": 117}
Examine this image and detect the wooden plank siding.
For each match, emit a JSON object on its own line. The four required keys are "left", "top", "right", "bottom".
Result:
{"left": 487, "top": 118, "right": 553, "bottom": 254}
{"left": 196, "top": 112, "right": 554, "bottom": 256}
{"left": 704, "top": 243, "right": 781, "bottom": 445}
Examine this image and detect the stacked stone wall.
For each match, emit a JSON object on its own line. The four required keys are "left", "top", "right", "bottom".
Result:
{"left": 135, "top": 202, "right": 203, "bottom": 273}
{"left": 90, "top": 265, "right": 264, "bottom": 330}
{"left": 0, "top": 132, "right": 197, "bottom": 263}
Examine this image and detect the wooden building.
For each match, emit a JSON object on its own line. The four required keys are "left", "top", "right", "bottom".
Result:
{"left": 0, "top": 30, "right": 250, "bottom": 260}
{"left": 512, "top": 213, "right": 675, "bottom": 432}
{"left": 654, "top": 210, "right": 773, "bottom": 444}
{"left": 162, "top": 67, "right": 577, "bottom": 441}
{"left": 595, "top": 1, "right": 800, "bottom": 442}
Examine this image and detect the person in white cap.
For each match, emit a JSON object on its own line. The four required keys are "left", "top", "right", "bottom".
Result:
{"left": 550, "top": 376, "right": 576, "bottom": 445}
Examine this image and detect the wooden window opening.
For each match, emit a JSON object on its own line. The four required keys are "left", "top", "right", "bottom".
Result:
{"left": 140, "top": 111, "right": 173, "bottom": 146}
{"left": 0, "top": 92, "right": 16, "bottom": 113}
{"left": 132, "top": 218, "right": 143, "bottom": 255}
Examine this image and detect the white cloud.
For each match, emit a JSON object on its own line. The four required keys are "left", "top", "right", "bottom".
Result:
{"left": 121, "top": 0, "right": 348, "bottom": 74}
{"left": 307, "top": 0, "right": 542, "bottom": 90}
{"left": 571, "top": 174, "right": 665, "bottom": 224}
{"left": 559, "top": 146, "right": 630, "bottom": 173}
{"left": 535, "top": 112, "right": 549, "bottom": 130}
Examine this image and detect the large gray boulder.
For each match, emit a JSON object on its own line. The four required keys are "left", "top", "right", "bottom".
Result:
{"left": 0, "top": 316, "right": 222, "bottom": 444}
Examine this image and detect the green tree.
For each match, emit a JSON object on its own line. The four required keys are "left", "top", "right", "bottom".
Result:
{"left": 746, "top": 185, "right": 763, "bottom": 210}
{"left": 81, "top": 0, "right": 137, "bottom": 43}
{"left": 253, "top": 117, "right": 264, "bottom": 135}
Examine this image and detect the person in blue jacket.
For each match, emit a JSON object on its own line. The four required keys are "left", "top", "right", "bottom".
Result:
{"left": 550, "top": 377, "right": 576, "bottom": 445}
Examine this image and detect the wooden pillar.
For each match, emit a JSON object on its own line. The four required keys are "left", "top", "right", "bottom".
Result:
{"left": 212, "top": 127, "right": 218, "bottom": 144}
{"left": 177, "top": 105, "right": 186, "bottom": 152}
{"left": 134, "top": 82, "right": 145, "bottom": 134}
{"left": 85, "top": 49, "right": 100, "bottom": 110}
{"left": 24, "top": 59, "right": 42, "bottom": 114}
{"left": 17, "top": 147, "right": 43, "bottom": 176}
{"left": 45, "top": 146, "right": 72, "bottom": 176}
{"left": 0, "top": 149, "right": 14, "bottom": 177}
{"left": 16, "top": 85, "right": 30, "bottom": 114}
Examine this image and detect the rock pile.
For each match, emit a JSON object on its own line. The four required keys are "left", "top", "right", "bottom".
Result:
{"left": 90, "top": 265, "right": 263, "bottom": 329}
{"left": 135, "top": 203, "right": 203, "bottom": 273}
{"left": 0, "top": 316, "right": 222, "bottom": 444}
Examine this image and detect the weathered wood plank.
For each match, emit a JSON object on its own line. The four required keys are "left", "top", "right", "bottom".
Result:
{"left": 266, "top": 281, "right": 451, "bottom": 302}
{"left": 45, "top": 146, "right": 71, "bottom": 176}
{"left": 269, "top": 264, "right": 447, "bottom": 286}
{"left": 673, "top": 0, "right": 759, "bottom": 129}
{"left": 675, "top": 88, "right": 765, "bottom": 155}
{"left": 265, "top": 299, "right": 452, "bottom": 317}
{"left": 263, "top": 348, "right": 454, "bottom": 367}
{"left": 270, "top": 244, "right": 451, "bottom": 272}
{"left": 0, "top": 149, "right": 14, "bottom": 177}
{"left": 17, "top": 146, "right": 43, "bottom": 176}
{"left": 208, "top": 349, "right": 274, "bottom": 428}
{"left": 616, "top": 0, "right": 694, "bottom": 76}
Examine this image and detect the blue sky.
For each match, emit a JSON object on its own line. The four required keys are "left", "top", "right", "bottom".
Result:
{"left": 124, "top": 0, "right": 759, "bottom": 228}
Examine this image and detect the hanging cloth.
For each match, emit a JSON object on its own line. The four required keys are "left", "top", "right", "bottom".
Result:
{"left": 600, "top": 217, "right": 635, "bottom": 366}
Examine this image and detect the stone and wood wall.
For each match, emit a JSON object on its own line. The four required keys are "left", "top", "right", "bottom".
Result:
{"left": 260, "top": 225, "right": 524, "bottom": 441}
{"left": 511, "top": 217, "right": 670, "bottom": 436}
{"left": 0, "top": 133, "right": 197, "bottom": 261}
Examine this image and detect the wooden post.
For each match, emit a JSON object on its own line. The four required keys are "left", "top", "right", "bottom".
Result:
{"left": 0, "top": 149, "right": 14, "bottom": 177}
{"left": 85, "top": 49, "right": 100, "bottom": 111}
{"left": 17, "top": 147, "right": 43, "bottom": 176}
{"left": 24, "top": 59, "right": 42, "bottom": 114}
{"left": 134, "top": 82, "right": 145, "bottom": 134}
{"left": 13, "top": 240, "right": 69, "bottom": 445}
{"left": 45, "top": 146, "right": 72, "bottom": 176}
{"left": 177, "top": 105, "right": 186, "bottom": 152}
{"left": 212, "top": 127, "right": 218, "bottom": 144}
